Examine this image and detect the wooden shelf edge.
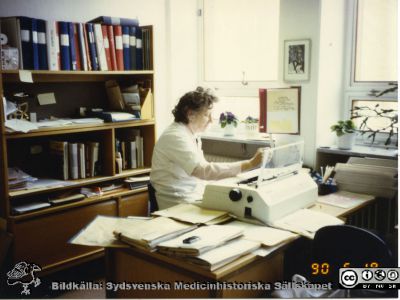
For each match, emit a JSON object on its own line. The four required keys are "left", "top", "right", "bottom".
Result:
{"left": 9, "top": 168, "right": 151, "bottom": 198}
{"left": 1, "top": 70, "right": 155, "bottom": 83}
{"left": 5, "top": 119, "right": 155, "bottom": 139}
{"left": 10, "top": 186, "right": 148, "bottom": 221}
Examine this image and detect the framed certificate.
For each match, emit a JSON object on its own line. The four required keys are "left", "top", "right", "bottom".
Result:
{"left": 265, "top": 87, "right": 301, "bottom": 134}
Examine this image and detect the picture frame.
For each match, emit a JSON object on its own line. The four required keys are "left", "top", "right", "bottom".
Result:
{"left": 284, "top": 39, "right": 311, "bottom": 81}
{"left": 265, "top": 87, "right": 301, "bottom": 134}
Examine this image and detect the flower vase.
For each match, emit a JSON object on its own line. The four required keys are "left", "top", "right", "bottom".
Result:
{"left": 223, "top": 124, "right": 235, "bottom": 136}
{"left": 337, "top": 133, "right": 356, "bottom": 150}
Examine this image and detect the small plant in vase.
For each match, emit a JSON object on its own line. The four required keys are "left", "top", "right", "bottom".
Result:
{"left": 330, "top": 119, "right": 357, "bottom": 149}
{"left": 242, "top": 116, "right": 259, "bottom": 137}
{"left": 219, "top": 111, "right": 238, "bottom": 136}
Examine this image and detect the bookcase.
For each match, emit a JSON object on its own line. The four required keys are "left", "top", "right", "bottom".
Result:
{"left": 0, "top": 27, "right": 155, "bottom": 273}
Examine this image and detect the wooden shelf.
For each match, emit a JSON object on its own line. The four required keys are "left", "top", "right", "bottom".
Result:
{"left": 0, "top": 70, "right": 154, "bottom": 82}
{"left": 10, "top": 186, "right": 147, "bottom": 221}
{"left": 6, "top": 119, "right": 155, "bottom": 139}
{"left": 9, "top": 168, "right": 151, "bottom": 198}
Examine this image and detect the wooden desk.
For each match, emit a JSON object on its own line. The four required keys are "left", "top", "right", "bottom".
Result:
{"left": 105, "top": 194, "right": 375, "bottom": 298}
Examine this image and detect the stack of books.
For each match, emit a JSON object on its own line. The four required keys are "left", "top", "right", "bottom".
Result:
{"left": 334, "top": 157, "right": 397, "bottom": 199}
{"left": 8, "top": 167, "right": 38, "bottom": 191}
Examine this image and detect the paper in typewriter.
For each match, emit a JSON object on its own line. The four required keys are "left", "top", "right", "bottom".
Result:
{"left": 70, "top": 215, "right": 145, "bottom": 247}
{"left": 152, "top": 203, "right": 232, "bottom": 225}
{"left": 227, "top": 220, "right": 298, "bottom": 246}
{"left": 271, "top": 209, "right": 344, "bottom": 239}
{"left": 157, "top": 225, "right": 243, "bottom": 256}
{"left": 114, "top": 216, "right": 197, "bottom": 250}
{"left": 257, "top": 141, "right": 304, "bottom": 186}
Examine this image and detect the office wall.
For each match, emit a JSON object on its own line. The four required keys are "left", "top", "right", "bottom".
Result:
{"left": 315, "top": 0, "right": 346, "bottom": 148}
{"left": 0, "top": 0, "right": 169, "bottom": 135}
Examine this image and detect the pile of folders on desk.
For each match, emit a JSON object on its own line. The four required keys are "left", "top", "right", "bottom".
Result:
{"left": 334, "top": 157, "right": 397, "bottom": 199}
{"left": 70, "top": 203, "right": 344, "bottom": 271}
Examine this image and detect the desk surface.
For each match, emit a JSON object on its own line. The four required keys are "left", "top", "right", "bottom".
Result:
{"left": 318, "top": 145, "right": 397, "bottom": 159}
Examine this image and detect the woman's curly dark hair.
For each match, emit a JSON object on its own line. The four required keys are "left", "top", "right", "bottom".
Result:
{"left": 172, "top": 87, "right": 218, "bottom": 124}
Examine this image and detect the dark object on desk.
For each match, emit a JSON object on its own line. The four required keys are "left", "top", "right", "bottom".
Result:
{"left": 311, "top": 225, "right": 394, "bottom": 297}
{"left": 182, "top": 236, "right": 200, "bottom": 244}
{"left": 147, "top": 182, "right": 158, "bottom": 213}
{"left": 317, "top": 183, "right": 337, "bottom": 195}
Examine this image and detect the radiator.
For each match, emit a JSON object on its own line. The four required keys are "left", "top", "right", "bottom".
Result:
{"left": 347, "top": 196, "right": 398, "bottom": 235}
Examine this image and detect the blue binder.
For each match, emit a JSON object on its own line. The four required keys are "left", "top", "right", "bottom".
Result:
{"left": 129, "top": 26, "right": 136, "bottom": 70}
{"left": 136, "top": 27, "right": 143, "bottom": 70}
{"left": 88, "top": 16, "right": 139, "bottom": 27}
{"left": 58, "top": 21, "right": 71, "bottom": 70}
{"left": 86, "top": 23, "right": 98, "bottom": 71}
{"left": 122, "top": 26, "right": 130, "bottom": 70}
{"left": 68, "top": 22, "right": 77, "bottom": 70}
{"left": 19, "top": 17, "right": 39, "bottom": 70}
{"left": 37, "top": 18, "right": 48, "bottom": 70}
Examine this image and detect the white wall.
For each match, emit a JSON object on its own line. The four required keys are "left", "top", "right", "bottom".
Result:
{"left": 279, "top": 0, "right": 321, "bottom": 167}
{"left": 0, "top": 0, "right": 169, "bottom": 136}
{"left": 315, "top": 0, "right": 346, "bottom": 148}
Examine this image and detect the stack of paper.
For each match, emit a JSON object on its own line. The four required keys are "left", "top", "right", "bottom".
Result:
{"left": 185, "top": 239, "right": 260, "bottom": 271}
{"left": 334, "top": 158, "right": 397, "bottom": 199}
{"left": 272, "top": 209, "right": 344, "bottom": 239}
{"left": 8, "top": 167, "right": 38, "bottom": 190}
{"left": 114, "top": 217, "right": 197, "bottom": 250}
{"left": 227, "top": 220, "right": 298, "bottom": 246}
{"left": 317, "top": 190, "right": 374, "bottom": 209}
{"left": 70, "top": 215, "right": 145, "bottom": 248}
{"left": 152, "top": 203, "right": 232, "bottom": 225}
{"left": 157, "top": 225, "right": 243, "bottom": 256}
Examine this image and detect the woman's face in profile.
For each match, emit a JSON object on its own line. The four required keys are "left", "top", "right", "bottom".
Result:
{"left": 189, "top": 107, "right": 213, "bottom": 133}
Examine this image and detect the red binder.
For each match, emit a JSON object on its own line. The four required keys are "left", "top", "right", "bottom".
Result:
{"left": 101, "top": 25, "right": 112, "bottom": 70}
{"left": 259, "top": 88, "right": 267, "bottom": 133}
{"left": 107, "top": 25, "right": 117, "bottom": 71}
{"left": 73, "top": 23, "right": 82, "bottom": 70}
{"left": 113, "top": 25, "right": 124, "bottom": 71}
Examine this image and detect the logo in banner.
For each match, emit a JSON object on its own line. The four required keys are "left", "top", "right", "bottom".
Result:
{"left": 6, "top": 261, "right": 42, "bottom": 295}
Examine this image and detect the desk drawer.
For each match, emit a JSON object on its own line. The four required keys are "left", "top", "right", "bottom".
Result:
{"left": 119, "top": 192, "right": 148, "bottom": 217}
{"left": 11, "top": 200, "right": 117, "bottom": 270}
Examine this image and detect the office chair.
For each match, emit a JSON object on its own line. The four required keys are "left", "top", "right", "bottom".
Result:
{"left": 147, "top": 182, "right": 159, "bottom": 213}
{"left": 310, "top": 225, "right": 396, "bottom": 297}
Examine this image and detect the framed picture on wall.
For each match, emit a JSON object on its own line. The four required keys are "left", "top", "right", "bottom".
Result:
{"left": 284, "top": 39, "right": 311, "bottom": 81}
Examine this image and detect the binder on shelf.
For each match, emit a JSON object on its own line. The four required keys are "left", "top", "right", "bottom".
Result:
{"left": 68, "top": 143, "right": 79, "bottom": 180}
{"left": 86, "top": 23, "right": 98, "bottom": 71}
{"left": 107, "top": 25, "right": 117, "bottom": 71}
{"left": 78, "top": 143, "right": 86, "bottom": 179}
{"left": 58, "top": 21, "right": 71, "bottom": 70}
{"left": 20, "top": 16, "right": 39, "bottom": 70}
{"left": 129, "top": 26, "right": 136, "bottom": 70}
{"left": 46, "top": 20, "right": 60, "bottom": 70}
{"left": 88, "top": 16, "right": 139, "bottom": 27}
{"left": 49, "top": 140, "right": 68, "bottom": 180}
{"left": 82, "top": 23, "right": 92, "bottom": 70}
{"left": 122, "top": 26, "right": 130, "bottom": 70}
{"left": 101, "top": 25, "right": 112, "bottom": 70}
{"left": 73, "top": 23, "right": 82, "bottom": 70}
{"left": 68, "top": 22, "right": 77, "bottom": 71}
{"left": 113, "top": 25, "right": 124, "bottom": 71}
{"left": 36, "top": 18, "right": 48, "bottom": 70}
{"left": 93, "top": 23, "right": 108, "bottom": 71}
{"left": 136, "top": 26, "right": 143, "bottom": 70}
{"left": 77, "top": 23, "right": 88, "bottom": 71}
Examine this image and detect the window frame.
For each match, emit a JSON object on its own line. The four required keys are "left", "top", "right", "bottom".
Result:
{"left": 343, "top": 0, "right": 398, "bottom": 147}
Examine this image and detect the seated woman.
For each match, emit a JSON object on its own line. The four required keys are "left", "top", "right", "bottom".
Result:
{"left": 150, "top": 87, "right": 263, "bottom": 209}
